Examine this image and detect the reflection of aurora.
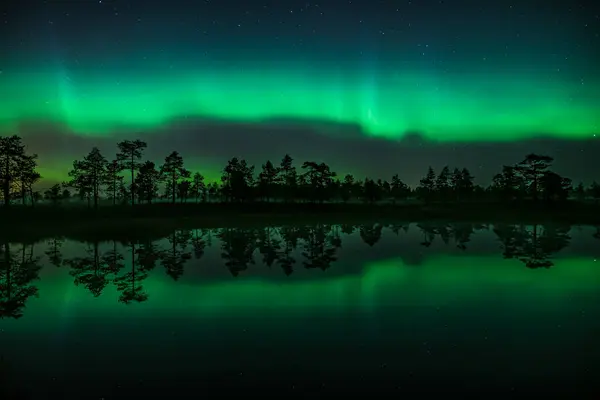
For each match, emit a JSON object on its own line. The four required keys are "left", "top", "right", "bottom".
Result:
{"left": 5, "top": 255, "right": 597, "bottom": 328}
{"left": 1, "top": 252, "right": 598, "bottom": 395}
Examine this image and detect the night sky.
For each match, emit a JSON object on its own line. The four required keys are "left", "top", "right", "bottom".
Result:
{"left": 1, "top": 0, "right": 599, "bottom": 187}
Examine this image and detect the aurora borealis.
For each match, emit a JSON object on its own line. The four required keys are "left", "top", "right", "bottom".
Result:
{"left": 1, "top": 0, "right": 599, "bottom": 186}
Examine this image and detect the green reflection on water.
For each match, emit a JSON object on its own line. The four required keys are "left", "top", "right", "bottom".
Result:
{"left": 6, "top": 255, "right": 597, "bottom": 328}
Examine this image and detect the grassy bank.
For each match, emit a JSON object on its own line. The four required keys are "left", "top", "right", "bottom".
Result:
{"left": 1, "top": 201, "right": 599, "bottom": 243}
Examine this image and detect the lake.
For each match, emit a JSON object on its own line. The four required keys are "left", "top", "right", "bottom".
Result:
{"left": 1, "top": 222, "right": 599, "bottom": 397}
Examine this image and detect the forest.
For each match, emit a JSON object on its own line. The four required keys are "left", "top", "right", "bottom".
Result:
{"left": 1, "top": 134, "right": 600, "bottom": 212}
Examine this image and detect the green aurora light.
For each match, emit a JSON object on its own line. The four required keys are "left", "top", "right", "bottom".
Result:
{"left": 1, "top": 67, "right": 599, "bottom": 141}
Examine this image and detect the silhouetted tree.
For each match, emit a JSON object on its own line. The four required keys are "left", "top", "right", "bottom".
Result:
{"left": 258, "top": 160, "right": 279, "bottom": 202}
{"left": 118, "top": 180, "right": 130, "bottom": 205}
{"left": 329, "top": 178, "right": 342, "bottom": 202}
{"left": 362, "top": 178, "right": 380, "bottom": 203}
{"left": 207, "top": 181, "right": 219, "bottom": 202}
{"left": 296, "top": 173, "right": 309, "bottom": 202}
{"left": 573, "top": 182, "right": 586, "bottom": 202}
{"left": 69, "top": 175, "right": 93, "bottom": 206}
{"left": 136, "top": 161, "right": 161, "bottom": 203}
{"left": 590, "top": 182, "right": 600, "bottom": 203}
{"left": 390, "top": 174, "right": 410, "bottom": 203}
{"left": 451, "top": 168, "right": 475, "bottom": 201}
{"left": 43, "top": 184, "right": 63, "bottom": 205}
{"left": 177, "top": 180, "right": 191, "bottom": 202}
{"left": 31, "top": 190, "right": 42, "bottom": 205}
{"left": 221, "top": 157, "right": 254, "bottom": 203}
{"left": 0, "top": 135, "right": 38, "bottom": 207}
{"left": 105, "top": 159, "right": 124, "bottom": 205}
{"left": 377, "top": 179, "right": 391, "bottom": 202}
{"left": 435, "top": 166, "right": 451, "bottom": 201}
{"left": 68, "top": 147, "right": 108, "bottom": 210}
{"left": 160, "top": 151, "right": 190, "bottom": 204}
{"left": 417, "top": 166, "right": 436, "bottom": 202}
{"left": 540, "top": 171, "right": 572, "bottom": 202}
{"left": 117, "top": 139, "right": 147, "bottom": 206}
{"left": 17, "top": 155, "right": 41, "bottom": 206}
{"left": 340, "top": 174, "right": 355, "bottom": 203}
{"left": 279, "top": 154, "right": 298, "bottom": 203}
{"left": 491, "top": 166, "right": 524, "bottom": 201}
{"left": 301, "top": 161, "right": 336, "bottom": 203}
{"left": 515, "top": 154, "right": 553, "bottom": 202}
{"left": 0, "top": 242, "right": 41, "bottom": 319}
{"left": 191, "top": 172, "right": 206, "bottom": 203}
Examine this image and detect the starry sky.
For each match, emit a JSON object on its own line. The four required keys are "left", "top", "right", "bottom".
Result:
{"left": 1, "top": 0, "right": 599, "bottom": 187}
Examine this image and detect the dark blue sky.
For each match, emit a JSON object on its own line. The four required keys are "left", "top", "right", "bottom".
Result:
{"left": 1, "top": 0, "right": 599, "bottom": 186}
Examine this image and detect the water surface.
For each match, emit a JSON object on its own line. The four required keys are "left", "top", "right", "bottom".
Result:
{"left": 1, "top": 222, "right": 599, "bottom": 396}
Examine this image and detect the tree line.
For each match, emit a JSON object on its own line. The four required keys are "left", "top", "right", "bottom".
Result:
{"left": 1, "top": 134, "right": 599, "bottom": 209}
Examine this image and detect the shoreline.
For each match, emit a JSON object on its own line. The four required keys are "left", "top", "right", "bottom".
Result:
{"left": 1, "top": 202, "right": 599, "bottom": 242}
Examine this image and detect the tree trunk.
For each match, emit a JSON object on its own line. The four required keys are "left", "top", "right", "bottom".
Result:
{"left": 3, "top": 157, "right": 10, "bottom": 207}
{"left": 532, "top": 166, "right": 538, "bottom": 202}
{"left": 94, "top": 181, "right": 99, "bottom": 210}
{"left": 172, "top": 176, "right": 176, "bottom": 204}
{"left": 131, "top": 154, "right": 135, "bottom": 206}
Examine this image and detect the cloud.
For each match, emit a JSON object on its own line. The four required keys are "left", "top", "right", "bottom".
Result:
{"left": 11, "top": 116, "right": 600, "bottom": 188}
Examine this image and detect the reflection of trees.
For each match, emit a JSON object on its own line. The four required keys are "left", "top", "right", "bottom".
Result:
{"left": 113, "top": 241, "right": 149, "bottom": 304}
{"left": 340, "top": 224, "right": 356, "bottom": 236}
{"left": 330, "top": 225, "right": 342, "bottom": 248}
{"left": 160, "top": 230, "right": 192, "bottom": 280}
{"left": 258, "top": 227, "right": 281, "bottom": 268}
{"left": 218, "top": 228, "right": 257, "bottom": 277}
{"left": 299, "top": 224, "right": 339, "bottom": 271}
{"left": 66, "top": 241, "right": 123, "bottom": 297}
{"left": 449, "top": 223, "right": 486, "bottom": 250}
{"left": 416, "top": 222, "right": 440, "bottom": 247}
{"left": 359, "top": 223, "right": 383, "bottom": 246}
{"left": 416, "top": 222, "right": 484, "bottom": 249}
{"left": 0, "top": 242, "right": 42, "bottom": 319}
{"left": 387, "top": 223, "right": 409, "bottom": 236}
{"left": 135, "top": 238, "right": 161, "bottom": 272}
{"left": 494, "top": 224, "right": 571, "bottom": 269}
{"left": 191, "top": 229, "right": 209, "bottom": 260}
{"left": 45, "top": 237, "right": 64, "bottom": 267}
{"left": 277, "top": 226, "right": 299, "bottom": 276}
{"left": 594, "top": 226, "right": 600, "bottom": 240}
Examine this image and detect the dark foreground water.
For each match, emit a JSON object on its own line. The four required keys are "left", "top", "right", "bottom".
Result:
{"left": 1, "top": 222, "right": 599, "bottom": 397}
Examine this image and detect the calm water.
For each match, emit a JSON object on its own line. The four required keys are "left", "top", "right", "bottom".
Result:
{"left": 1, "top": 222, "right": 599, "bottom": 397}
